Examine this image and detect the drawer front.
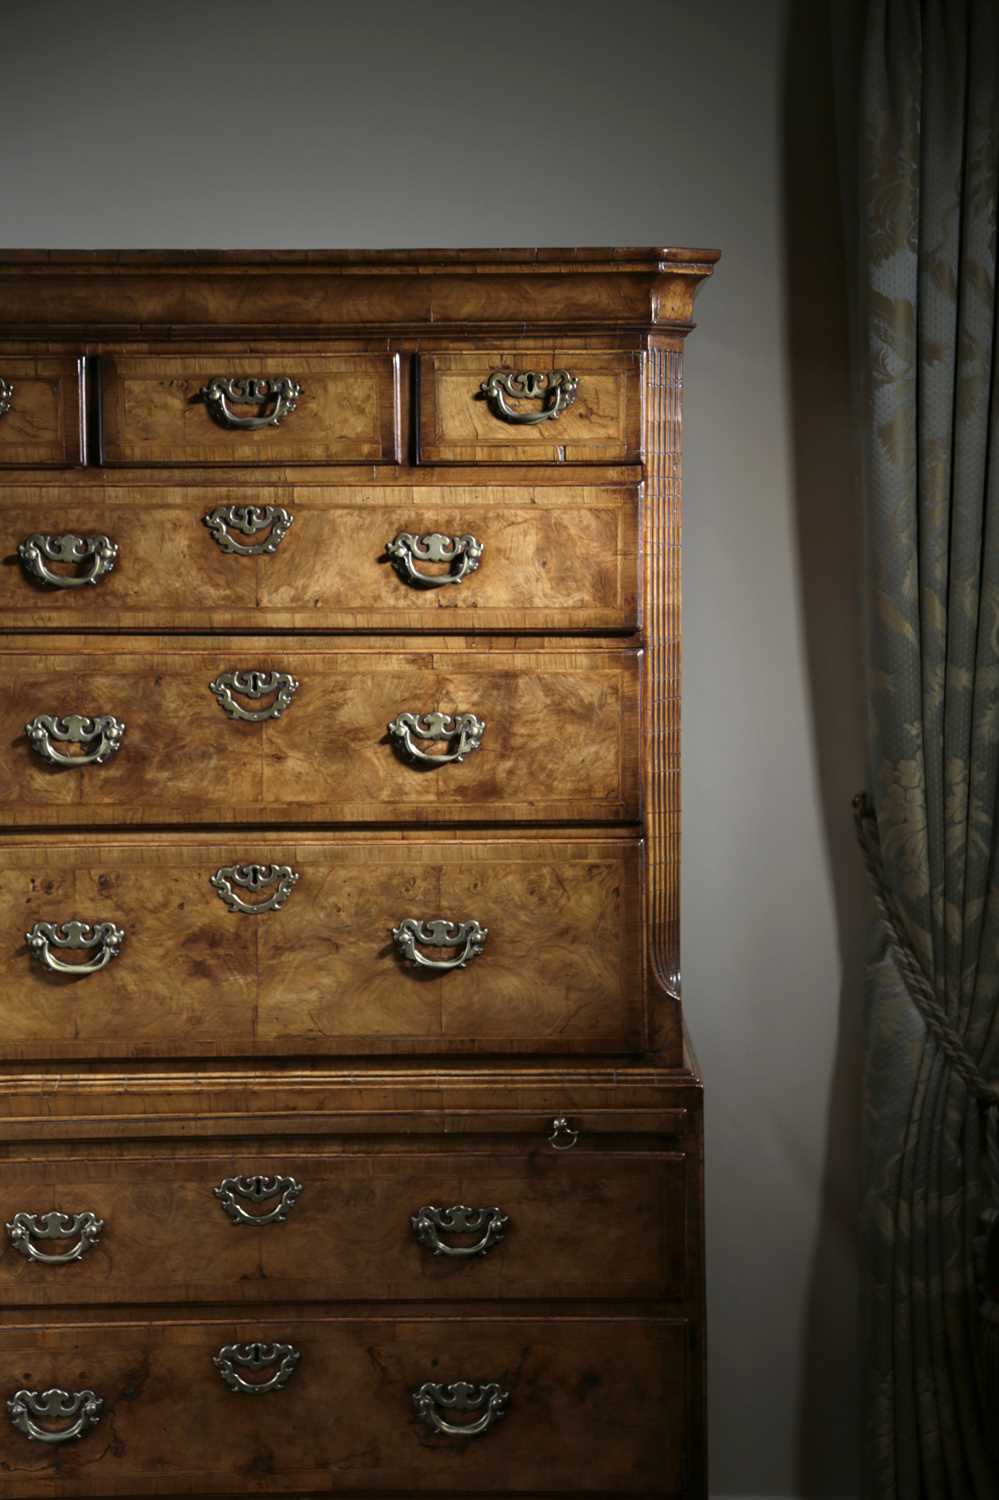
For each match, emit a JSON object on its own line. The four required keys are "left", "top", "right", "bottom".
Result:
{"left": 418, "top": 350, "right": 641, "bottom": 464}
{"left": 0, "top": 1144, "right": 686, "bottom": 1304}
{"left": 2, "top": 836, "right": 644, "bottom": 1059}
{"left": 0, "top": 485, "right": 639, "bottom": 632}
{"left": 0, "top": 357, "right": 82, "bottom": 467}
{"left": 0, "top": 1314, "right": 688, "bottom": 1495}
{"left": 1, "top": 647, "right": 638, "bottom": 826}
{"left": 99, "top": 354, "right": 399, "bottom": 465}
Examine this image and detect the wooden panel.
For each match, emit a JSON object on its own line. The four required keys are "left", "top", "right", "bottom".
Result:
{"left": 0, "top": 645, "right": 639, "bottom": 826}
{"left": 0, "top": 836, "right": 644, "bottom": 1060}
{"left": 0, "top": 485, "right": 638, "bottom": 632}
{"left": 418, "top": 351, "right": 641, "bottom": 464}
{"left": 0, "top": 246, "right": 720, "bottom": 334}
{"left": 0, "top": 357, "right": 82, "bottom": 467}
{"left": 0, "top": 1144, "right": 687, "bottom": 1305}
{"left": 99, "top": 354, "right": 399, "bottom": 465}
{"left": 0, "top": 1313, "right": 689, "bottom": 1496}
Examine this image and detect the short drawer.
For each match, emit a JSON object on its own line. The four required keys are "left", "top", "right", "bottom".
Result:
{"left": 99, "top": 353, "right": 399, "bottom": 465}
{"left": 418, "top": 350, "right": 641, "bottom": 464}
{"left": 0, "top": 1313, "right": 689, "bottom": 1495}
{"left": 0, "top": 643, "right": 638, "bottom": 826}
{"left": 0, "top": 1142, "right": 687, "bottom": 1304}
{"left": 2, "top": 834, "right": 645, "bottom": 1059}
{"left": 0, "top": 357, "right": 83, "bottom": 466}
{"left": 0, "top": 485, "right": 639, "bottom": 632}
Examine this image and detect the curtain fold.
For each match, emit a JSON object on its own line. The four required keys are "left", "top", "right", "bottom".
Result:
{"left": 856, "top": 1, "right": 999, "bottom": 1494}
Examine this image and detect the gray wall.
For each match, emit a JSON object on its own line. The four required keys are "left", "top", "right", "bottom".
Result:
{"left": 0, "top": 2, "right": 864, "bottom": 1495}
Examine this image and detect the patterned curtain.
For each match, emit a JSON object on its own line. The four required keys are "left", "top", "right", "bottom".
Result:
{"left": 855, "top": 1, "right": 999, "bottom": 1495}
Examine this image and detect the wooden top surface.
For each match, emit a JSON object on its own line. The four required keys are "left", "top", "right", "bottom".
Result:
{"left": 0, "top": 246, "right": 721, "bottom": 268}
{"left": 0, "top": 247, "right": 720, "bottom": 333}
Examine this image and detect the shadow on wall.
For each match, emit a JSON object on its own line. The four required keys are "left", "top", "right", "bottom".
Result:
{"left": 783, "top": 0, "right": 867, "bottom": 1493}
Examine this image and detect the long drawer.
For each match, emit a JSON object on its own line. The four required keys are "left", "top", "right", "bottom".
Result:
{"left": 3, "top": 835, "right": 645, "bottom": 1059}
{"left": 0, "top": 1139, "right": 687, "bottom": 1305}
{"left": 0, "top": 1312, "right": 689, "bottom": 1495}
{"left": 0, "top": 485, "right": 639, "bottom": 632}
{"left": 1, "top": 644, "right": 638, "bottom": 826}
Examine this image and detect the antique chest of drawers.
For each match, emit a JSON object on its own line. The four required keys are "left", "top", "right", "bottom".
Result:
{"left": 0, "top": 246, "right": 716, "bottom": 1499}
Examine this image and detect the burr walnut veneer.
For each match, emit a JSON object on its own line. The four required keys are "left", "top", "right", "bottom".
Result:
{"left": 0, "top": 247, "right": 716, "bottom": 1499}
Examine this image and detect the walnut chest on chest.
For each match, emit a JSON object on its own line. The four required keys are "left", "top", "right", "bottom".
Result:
{"left": 0, "top": 246, "right": 717, "bottom": 1499}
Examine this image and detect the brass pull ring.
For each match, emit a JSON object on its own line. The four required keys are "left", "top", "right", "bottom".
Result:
{"left": 213, "top": 1342, "right": 301, "bottom": 1394}
{"left": 200, "top": 376, "right": 302, "bottom": 430}
{"left": 392, "top": 917, "right": 488, "bottom": 972}
{"left": 209, "top": 863, "right": 300, "bottom": 915}
{"left": 209, "top": 669, "right": 299, "bottom": 722}
{"left": 203, "top": 505, "right": 294, "bottom": 555}
{"left": 480, "top": 369, "right": 577, "bottom": 425}
{"left": 386, "top": 532, "right": 483, "bottom": 588}
{"left": 18, "top": 534, "right": 118, "bottom": 589}
{"left": 411, "top": 1205, "right": 508, "bottom": 1258}
{"left": 412, "top": 1381, "right": 509, "bottom": 1438}
{"left": 26, "top": 920, "right": 125, "bottom": 976}
{"left": 214, "top": 1175, "right": 303, "bottom": 1226}
{"left": 25, "top": 713, "right": 124, "bottom": 767}
{"left": 8, "top": 1389, "right": 103, "bottom": 1444}
{"left": 387, "top": 711, "right": 485, "bottom": 766}
{"left": 6, "top": 1211, "right": 105, "bottom": 1265}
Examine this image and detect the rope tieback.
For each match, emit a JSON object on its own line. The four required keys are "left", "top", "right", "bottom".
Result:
{"left": 853, "top": 793, "right": 999, "bottom": 1117}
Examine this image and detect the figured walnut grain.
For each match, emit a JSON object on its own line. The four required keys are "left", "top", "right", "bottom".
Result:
{"left": 1, "top": 835, "right": 644, "bottom": 1061}
{"left": 0, "top": 1144, "right": 687, "bottom": 1306}
{"left": 0, "top": 1313, "right": 688, "bottom": 1497}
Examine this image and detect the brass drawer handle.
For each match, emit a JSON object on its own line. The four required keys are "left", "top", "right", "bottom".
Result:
{"left": 412, "top": 1381, "right": 509, "bottom": 1438}
{"left": 25, "top": 713, "right": 124, "bottom": 767}
{"left": 549, "top": 1115, "right": 580, "bottom": 1151}
{"left": 200, "top": 376, "right": 302, "bottom": 430}
{"left": 6, "top": 1210, "right": 104, "bottom": 1264}
{"left": 210, "top": 863, "right": 300, "bottom": 914}
{"left": 214, "top": 1175, "right": 303, "bottom": 1226}
{"left": 18, "top": 533, "right": 119, "bottom": 589}
{"left": 480, "top": 368, "right": 578, "bottom": 425}
{"left": 213, "top": 1342, "right": 301, "bottom": 1394}
{"left": 203, "top": 504, "right": 294, "bottom": 555}
{"left": 393, "top": 917, "right": 488, "bottom": 972}
{"left": 386, "top": 532, "right": 483, "bottom": 589}
{"left": 387, "top": 711, "right": 485, "bottom": 766}
{"left": 8, "top": 1389, "right": 103, "bottom": 1444}
{"left": 411, "top": 1205, "right": 508, "bottom": 1258}
{"left": 26, "top": 920, "right": 125, "bottom": 976}
{"left": 209, "top": 669, "right": 300, "bottom": 722}
{"left": 0, "top": 378, "right": 12, "bottom": 418}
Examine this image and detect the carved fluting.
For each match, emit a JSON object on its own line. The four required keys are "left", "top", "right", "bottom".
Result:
{"left": 643, "top": 343, "right": 684, "bottom": 1006}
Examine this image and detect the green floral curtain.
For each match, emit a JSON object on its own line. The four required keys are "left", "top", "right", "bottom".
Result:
{"left": 856, "top": 1, "right": 999, "bottom": 1494}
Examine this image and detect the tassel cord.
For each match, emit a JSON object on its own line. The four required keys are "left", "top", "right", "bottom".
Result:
{"left": 853, "top": 792, "right": 999, "bottom": 1192}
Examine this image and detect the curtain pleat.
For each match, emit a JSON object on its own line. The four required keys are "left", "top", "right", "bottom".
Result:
{"left": 857, "top": 1, "right": 999, "bottom": 1494}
